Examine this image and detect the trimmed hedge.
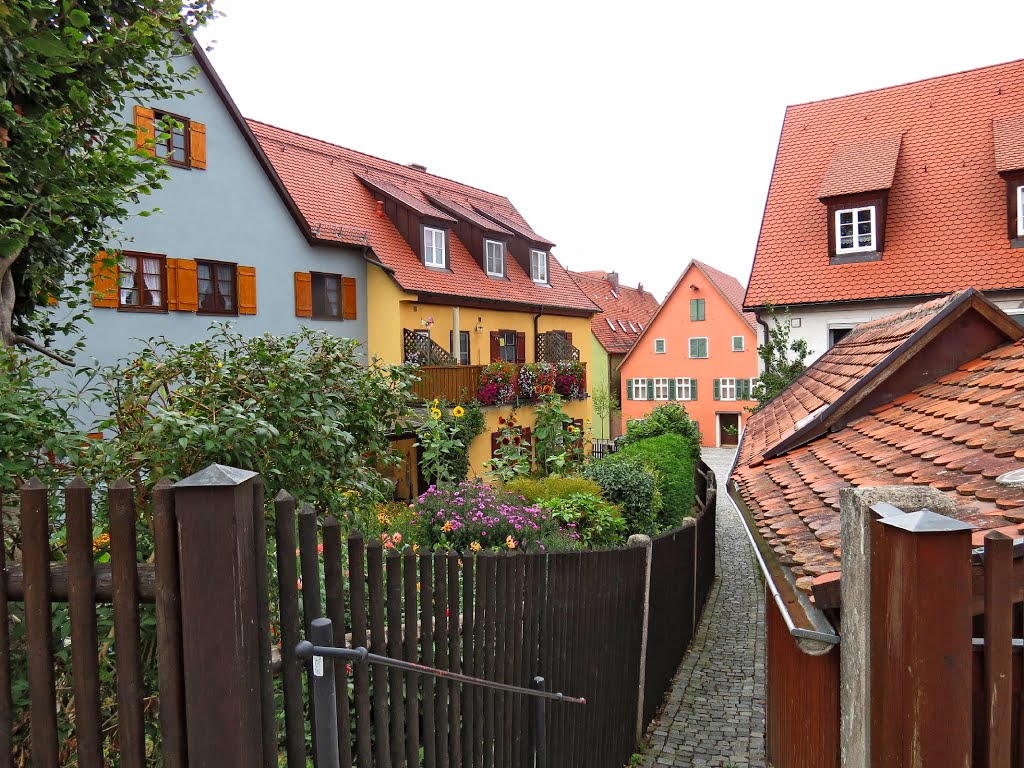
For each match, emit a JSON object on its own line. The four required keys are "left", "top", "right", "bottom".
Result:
{"left": 623, "top": 402, "right": 701, "bottom": 461}
{"left": 503, "top": 475, "right": 605, "bottom": 503}
{"left": 582, "top": 455, "right": 662, "bottom": 535}
{"left": 619, "top": 432, "right": 698, "bottom": 530}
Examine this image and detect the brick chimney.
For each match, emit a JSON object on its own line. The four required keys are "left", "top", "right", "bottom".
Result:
{"left": 607, "top": 271, "right": 619, "bottom": 291}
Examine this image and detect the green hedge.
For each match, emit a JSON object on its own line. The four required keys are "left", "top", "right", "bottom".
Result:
{"left": 503, "top": 475, "right": 605, "bottom": 503}
{"left": 623, "top": 402, "right": 701, "bottom": 461}
{"left": 619, "top": 432, "right": 698, "bottom": 529}
{"left": 582, "top": 455, "right": 662, "bottom": 535}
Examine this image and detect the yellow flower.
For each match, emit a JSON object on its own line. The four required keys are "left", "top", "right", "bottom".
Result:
{"left": 441, "top": 520, "right": 454, "bottom": 533}
{"left": 430, "top": 407, "right": 443, "bottom": 420}
{"left": 413, "top": 543, "right": 420, "bottom": 553}
{"left": 506, "top": 535, "right": 517, "bottom": 550}
{"left": 470, "top": 541, "right": 482, "bottom": 553}
{"left": 92, "top": 533, "right": 111, "bottom": 553}
{"left": 452, "top": 406, "right": 465, "bottom": 418}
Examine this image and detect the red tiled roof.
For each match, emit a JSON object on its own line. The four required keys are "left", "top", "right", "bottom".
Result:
{"left": 993, "top": 114, "right": 1024, "bottom": 173}
{"left": 247, "top": 120, "right": 598, "bottom": 314}
{"left": 736, "top": 292, "right": 963, "bottom": 467}
{"left": 817, "top": 134, "right": 902, "bottom": 198}
{"left": 568, "top": 271, "right": 659, "bottom": 354}
{"left": 423, "top": 193, "right": 513, "bottom": 235}
{"left": 746, "top": 58, "right": 1024, "bottom": 308}
{"left": 695, "top": 260, "right": 757, "bottom": 331}
{"left": 732, "top": 338, "right": 1024, "bottom": 593}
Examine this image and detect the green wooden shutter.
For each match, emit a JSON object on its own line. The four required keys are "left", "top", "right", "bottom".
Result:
{"left": 668, "top": 379, "right": 676, "bottom": 401}
{"left": 626, "top": 379, "right": 633, "bottom": 400}
{"left": 738, "top": 378, "right": 750, "bottom": 400}
{"left": 713, "top": 379, "right": 720, "bottom": 400}
{"left": 689, "top": 338, "right": 697, "bottom": 358}
{"left": 690, "top": 300, "right": 697, "bottom": 321}
{"left": 692, "top": 379, "right": 698, "bottom": 400}
{"left": 646, "top": 379, "right": 655, "bottom": 400}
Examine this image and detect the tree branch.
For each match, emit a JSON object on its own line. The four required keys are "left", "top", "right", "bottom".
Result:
{"left": 11, "top": 335, "right": 74, "bottom": 366}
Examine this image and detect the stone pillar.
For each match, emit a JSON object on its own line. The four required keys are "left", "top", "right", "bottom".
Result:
{"left": 628, "top": 533, "right": 653, "bottom": 744}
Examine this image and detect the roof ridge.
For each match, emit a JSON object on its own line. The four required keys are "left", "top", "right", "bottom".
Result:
{"left": 245, "top": 117, "right": 512, "bottom": 204}
{"left": 786, "top": 56, "right": 1024, "bottom": 109}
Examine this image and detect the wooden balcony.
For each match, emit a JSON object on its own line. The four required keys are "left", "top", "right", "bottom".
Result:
{"left": 410, "top": 363, "right": 587, "bottom": 405}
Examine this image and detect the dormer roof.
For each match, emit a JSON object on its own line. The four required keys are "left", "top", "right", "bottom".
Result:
{"left": 816, "top": 134, "right": 902, "bottom": 199}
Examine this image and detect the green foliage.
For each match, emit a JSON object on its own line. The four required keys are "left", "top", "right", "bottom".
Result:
{"left": 78, "top": 326, "right": 416, "bottom": 519}
{"left": 620, "top": 433, "right": 697, "bottom": 529}
{"left": 540, "top": 492, "right": 626, "bottom": 547}
{"left": 0, "top": 0, "right": 218, "bottom": 354}
{"left": 415, "top": 401, "right": 465, "bottom": 486}
{"left": 591, "top": 386, "right": 618, "bottom": 441}
{"left": 752, "top": 304, "right": 811, "bottom": 410}
{"left": 532, "top": 392, "right": 577, "bottom": 474}
{"left": 623, "top": 402, "right": 701, "bottom": 460}
{"left": 483, "top": 410, "right": 532, "bottom": 483}
{"left": 503, "top": 475, "right": 605, "bottom": 503}
{"left": 446, "top": 398, "right": 485, "bottom": 481}
{"left": 582, "top": 455, "right": 662, "bottom": 535}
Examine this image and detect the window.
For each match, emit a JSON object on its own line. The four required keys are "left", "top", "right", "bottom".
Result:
{"left": 690, "top": 298, "right": 705, "bottom": 321}
{"left": 654, "top": 338, "right": 666, "bottom": 354}
{"left": 653, "top": 378, "right": 670, "bottom": 401}
{"left": 835, "top": 206, "right": 876, "bottom": 253}
{"left": 719, "top": 378, "right": 737, "bottom": 401}
{"left": 450, "top": 330, "right": 470, "bottom": 365}
{"left": 1009, "top": 313, "right": 1024, "bottom": 329}
{"left": 485, "top": 240, "right": 505, "bottom": 277}
{"left": 118, "top": 253, "right": 166, "bottom": 310}
{"left": 829, "top": 327, "right": 853, "bottom": 348}
{"left": 631, "top": 378, "right": 647, "bottom": 401}
{"left": 499, "top": 329, "right": 517, "bottom": 363}
{"left": 311, "top": 273, "right": 345, "bottom": 319}
{"left": 1017, "top": 186, "right": 1024, "bottom": 238}
{"left": 531, "top": 249, "right": 548, "bottom": 283}
{"left": 689, "top": 337, "right": 708, "bottom": 358}
{"left": 675, "top": 377, "right": 696, "bottom": 401}
{"left": 197, "top": 260, "right": 237, "bottom": 314}
{"left": 424, "top": 227, "right": 447, "bottom": 268}
{"left": 154, "top": 111, "right": 190, "bottom": 167}
{"left": 732, "top": 335, "right": 745, "bottom": 352}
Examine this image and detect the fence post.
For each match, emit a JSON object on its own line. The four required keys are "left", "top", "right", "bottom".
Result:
{"left": 309, "top": 618, "right": 342, "bottom": 768}
{"left": 627, "top": 533, "right": 653, "bottom": 745}
{"left": 531, "top": 677, "right": 547, "bottom": 768}
{"left": 869, "top": 506, "right": 973, "bottom": 767}
{"left": 173, "top": 464, "right": 265, "bottom": 767}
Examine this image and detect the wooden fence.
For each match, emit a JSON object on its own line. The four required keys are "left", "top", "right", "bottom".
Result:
{"left": 3, "top": 459, "right": 716, "bottom": 767}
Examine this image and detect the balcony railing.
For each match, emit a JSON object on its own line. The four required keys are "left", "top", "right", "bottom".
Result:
{"left": 410, "top": 362, "right": 587, "bottom": 405}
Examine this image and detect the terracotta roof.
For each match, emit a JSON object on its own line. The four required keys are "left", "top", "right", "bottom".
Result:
{"left": 247, "top": 120, "right": 598, "bottom": 314}
{"left": 568, "top": 271, "right": 659, "bottom": 354}
{"left": 736, "top": 292, "right": 966, "bottom": 467}
{"left": 732, "top": 338, "right": 1024, "bottom": 594}
{"left": 993, "top": 113, "right": 1024, "bottom": 173}
{"left": 423, "top": 193, "right": 513, "bottom": 235}
{"left": 746, "top": 58, "right": 1024, "bottom": 308}
{"left": 817, "top": 134, "right": 903, "bottom": 198}
{"left": 695, "top": 260, "right": 758, "bottom": 331}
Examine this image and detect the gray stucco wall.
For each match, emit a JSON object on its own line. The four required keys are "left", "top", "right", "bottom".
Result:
{"left": 55, "top": 53, "right": 368, "bottom": 427}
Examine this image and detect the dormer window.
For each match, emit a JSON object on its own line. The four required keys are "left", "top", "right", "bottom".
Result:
{"left": 835, "top": 206, "right": 876, "bottom": 253}
{"left": 485, "top": 239, "right": 505, "bottom": 277}
{"left": 531, "top": 249, "right": 548, "bottom": 283}
{"left": 423, "top": 226, "right": 447, "bottom": 269}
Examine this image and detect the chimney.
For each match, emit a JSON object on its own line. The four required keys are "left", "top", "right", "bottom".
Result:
{"left": 607, "top": 271, "right": 619, "bottom": 291}
{"left": 375, "top": 200, "right": 384, "bottom": 218}
{"left": 408, "top": 162, "right": 427, "bottom": 172}
{"left": 637, "top": 282, "right": 644, "bottom": 293}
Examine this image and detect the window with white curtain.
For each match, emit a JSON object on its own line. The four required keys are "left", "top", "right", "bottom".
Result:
{"left": 118, "top": 252, "right": 166, "bottom": 310}
{"left": 653, "top": 378, "right": 670, "bottom": 400}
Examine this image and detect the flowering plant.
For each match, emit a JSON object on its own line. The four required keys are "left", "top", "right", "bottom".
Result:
{"left": 414, "top": 481, "right": 572, "bottom": 552}
{"left": 478, "top": 362, "right": 517, "bottom": 405}
{"left": 415, "top": 399, "right": 465, "bottom": 486}
{"left": 517, "top": 363, "right": 556, "bottom": 400}
{"left": 483, "top": 410, "right": 532, "bottom": 482}
{"left": 554, "top": 360, "right": 586, "bottom": 399}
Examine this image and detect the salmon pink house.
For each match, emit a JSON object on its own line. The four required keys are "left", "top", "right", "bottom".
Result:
{"left": 618, "top": 260, "right": 758, "bottom": 447}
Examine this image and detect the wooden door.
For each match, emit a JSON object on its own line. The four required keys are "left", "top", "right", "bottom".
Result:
{"left": 719, "top": 413, "right": 740, "bottom": 447}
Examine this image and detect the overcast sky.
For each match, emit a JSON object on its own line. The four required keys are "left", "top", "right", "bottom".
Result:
{"left": 197, "top": 1, "right": 1024, "bottom": 301}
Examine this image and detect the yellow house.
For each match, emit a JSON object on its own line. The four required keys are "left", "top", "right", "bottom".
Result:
{"left": 251, "top": 121, "right": 600, "bottom": 486}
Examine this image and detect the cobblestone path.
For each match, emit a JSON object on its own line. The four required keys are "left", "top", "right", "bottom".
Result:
{"left": 640, "top": 448, "right": 767, "bottom": 768}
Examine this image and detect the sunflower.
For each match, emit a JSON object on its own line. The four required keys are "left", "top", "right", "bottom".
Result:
{"left": 542, "top": 384, "right": 554, "bottom": 395}
{"left": 430, "top": 407, "right": 442, "bottom": 420}
{"left": 452, "top": 406, "right": 465, "bottom": 418}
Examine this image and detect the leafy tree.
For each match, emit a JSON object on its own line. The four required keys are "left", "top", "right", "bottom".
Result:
{"left": 591, "top": 386, "right": 618, "bottom": 441}
{"left": 751, "top": 304, "right": 811, "bottom": 409}
{"left": 0, "top": 1, "right": 217, "bottom": 361}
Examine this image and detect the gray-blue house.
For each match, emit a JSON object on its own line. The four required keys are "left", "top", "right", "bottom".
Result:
{"left": 69, "top": 37, "right": 370, "bottom": 426}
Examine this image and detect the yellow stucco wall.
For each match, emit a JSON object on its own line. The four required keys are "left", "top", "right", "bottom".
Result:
{"left": 366, "top": 265, "right": 593, "bottom": 479}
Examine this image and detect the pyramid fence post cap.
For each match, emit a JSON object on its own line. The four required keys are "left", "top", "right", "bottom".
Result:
{"left": 173, "top": 463, "right": 258, "bottom": 488}
{"left": 878, "top": 509, "right": 974, "bottom": 534}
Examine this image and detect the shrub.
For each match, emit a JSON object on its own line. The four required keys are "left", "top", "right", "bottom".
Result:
{"left": 414, "top": 481, "right": 570, "bottom": 552}
{"left": 620, "top": 433, "right": 697, "bottom": 529}
{"left": 583, "top": 455, "right": 661, "bottom": 535}
{"left": 623, "top": 402, "right": 701, "bottom": 460}
{"left": 503, "top": 475, "right": 605, "bottom": 503}
{"left": 540, "top": 492, "right": 626, "bottom": 548}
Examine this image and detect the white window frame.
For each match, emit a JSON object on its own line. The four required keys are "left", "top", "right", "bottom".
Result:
{"left": 653, "top": 377, "right": 670, "bottom": 401}
{"left": 484, "top": 239, "right": 505, "bottom": 277}
{"left": 720, "top": 377, "right": 737, "bottom": 401}
{"left": 835, "top": 206, "right": 876, "bottom": 253}
{"left": 676, "top": 377, "right": 694, "bottom": 401}
{"left": 732, "top": 335, "right": 745, "bottom": 352}
{"left": 654, "top": 338, "right": 666, "bottom": 354}
{"left": 530, "top": 249, "right": 548, "bottom": 283}
{"left": 688, "top": 337, "right": 708, "bottom": 359}
{"left": 424, "top": 227, "right": 446, "bottom": 268}
{"left": 1017, "top": 186, "right": 1024, "bottom": 237}
{"left": 633, "top": 377, "right": 647, "bottom": 401}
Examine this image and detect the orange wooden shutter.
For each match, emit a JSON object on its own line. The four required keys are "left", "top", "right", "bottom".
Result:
{"left": 294, "top": 272, "right": 312, "bottom": 318}
{"left": 134, "top": 106, "right": 155, "bottom": 155}
{"left": 165, "top": 258, "right": 179, "bottom": 310}
{"left": 175, "top": 259, "right": 199, "bottom": 312}
{"left": 238, "top": 266, "right": 257, "bottom": 315}
{"left": 189, "top": 121, "right": 207, "bottom": 170}
{"left": 489, "top": 331, "right": 501, "bottom": 362}
{"left": 515, "top": 332, "right": 526, "bottom": 364}
{"left": 91, "top": 251, "right": 118, "bottom": 308}
{"left": 342, "top": 276, "right": 357, "bottom": 320}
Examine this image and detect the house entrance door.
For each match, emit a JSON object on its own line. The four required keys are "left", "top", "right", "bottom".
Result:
{"left": 719, "top": 413, "right": 740, "bottom": 447}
